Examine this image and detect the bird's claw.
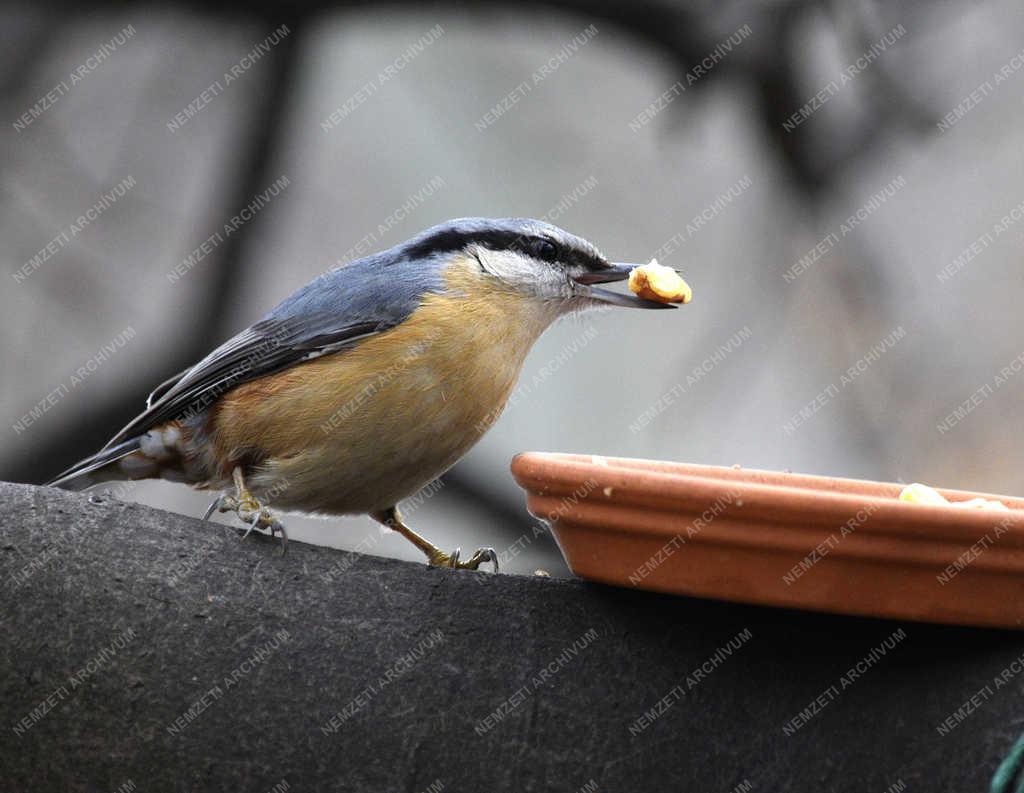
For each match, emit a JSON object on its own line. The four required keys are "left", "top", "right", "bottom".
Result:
{"left": 202, "top": 493, "right": 288, "bottom": 554}
{"left": 427, "top": 546, "right": 498, "bottom": 572}
{"left": 202, "top": 495, "right": 226, "bottom": 522}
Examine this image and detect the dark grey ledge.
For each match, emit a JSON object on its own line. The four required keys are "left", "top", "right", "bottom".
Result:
{"left": 1, "top": 481, "right": 1021, "bottom": 792}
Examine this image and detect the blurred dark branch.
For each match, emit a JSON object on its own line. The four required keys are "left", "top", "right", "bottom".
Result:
{"left": 4, "top": 11, "right": 305, "bottom": 485}
{"left": 0, "top": 14, "right": 69, "bottom": 102}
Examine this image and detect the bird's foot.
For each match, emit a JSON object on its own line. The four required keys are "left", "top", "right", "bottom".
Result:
{"left": 426, "top": 546, "right": 498, "bottom": 572}
{"left": 203, "top": 491, "right": 288, "bottom": 554}
{"left": 371, "top": 505, "right": 498, "bottom": 572}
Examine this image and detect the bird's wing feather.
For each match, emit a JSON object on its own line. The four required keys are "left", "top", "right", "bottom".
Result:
{"left": 104, "top": 254, "right": 446, "bottom": 447}
{"left": 146, "top": 366, "right": 190, "bottom": 408}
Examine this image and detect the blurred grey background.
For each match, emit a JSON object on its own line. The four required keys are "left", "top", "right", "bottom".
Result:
{"left": 3, "top": 0, "right": 1023, "bottom": 576}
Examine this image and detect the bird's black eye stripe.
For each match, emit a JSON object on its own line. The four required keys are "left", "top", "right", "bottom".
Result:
{"left": 402, "top": 222, "right": 607, "bottom": 270}
{"left": 530, "top": 238, "right": 558, "bottom": 261}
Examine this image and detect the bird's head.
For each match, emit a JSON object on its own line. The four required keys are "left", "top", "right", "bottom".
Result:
{"left": 401, "top": 217, "right": 681, "bottom": 312}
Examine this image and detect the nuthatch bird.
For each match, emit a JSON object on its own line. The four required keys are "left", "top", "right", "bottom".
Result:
{"left": 48, "top": 217, "right": 683, "bottom": 570}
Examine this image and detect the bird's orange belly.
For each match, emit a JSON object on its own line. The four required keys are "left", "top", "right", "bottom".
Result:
{"left": 207, "top": 284, "right": 553, "bottom": 514}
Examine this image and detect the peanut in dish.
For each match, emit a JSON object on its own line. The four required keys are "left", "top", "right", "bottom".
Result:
{"left": 628, "top": 260, "right": 692, "bottom": 304}
{"left": 898, "top": 482, "right": 1009, "bottom": 511}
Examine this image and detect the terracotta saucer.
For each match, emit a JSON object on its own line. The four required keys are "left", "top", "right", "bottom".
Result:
{"left": 510, "top": 452, "right": 1024, "bottom": 629}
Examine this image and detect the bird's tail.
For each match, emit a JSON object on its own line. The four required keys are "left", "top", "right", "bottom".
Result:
{"left": 46, "top": 438, "right": 142, "bottom": 491}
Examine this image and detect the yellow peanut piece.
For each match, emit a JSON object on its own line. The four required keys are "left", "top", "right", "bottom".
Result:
{"left": 628, "top": 259, "right": 692, "bottom": 304}
{"left": 898, "top": 482, "right": 1009, "bottom": 511}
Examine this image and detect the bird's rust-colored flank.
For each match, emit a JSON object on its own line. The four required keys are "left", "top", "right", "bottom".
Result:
{"left": 203, "top": 254, "right": 559, "bottom": 514}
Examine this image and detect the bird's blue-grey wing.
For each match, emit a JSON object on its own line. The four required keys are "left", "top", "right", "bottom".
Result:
{"left": 105, "top": 255, "right": 445, "bottom": 447}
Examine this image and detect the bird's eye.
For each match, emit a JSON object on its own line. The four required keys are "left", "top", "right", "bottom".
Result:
{"left": 531, "top": 239, "right": 558, "bottom": 261}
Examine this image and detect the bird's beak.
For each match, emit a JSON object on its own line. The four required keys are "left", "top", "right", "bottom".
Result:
{"left": 572, "top": 262, "right": 635, "bottom": 285}
{"left": 572, "top": 262, "right": 678, "bottom": 310}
